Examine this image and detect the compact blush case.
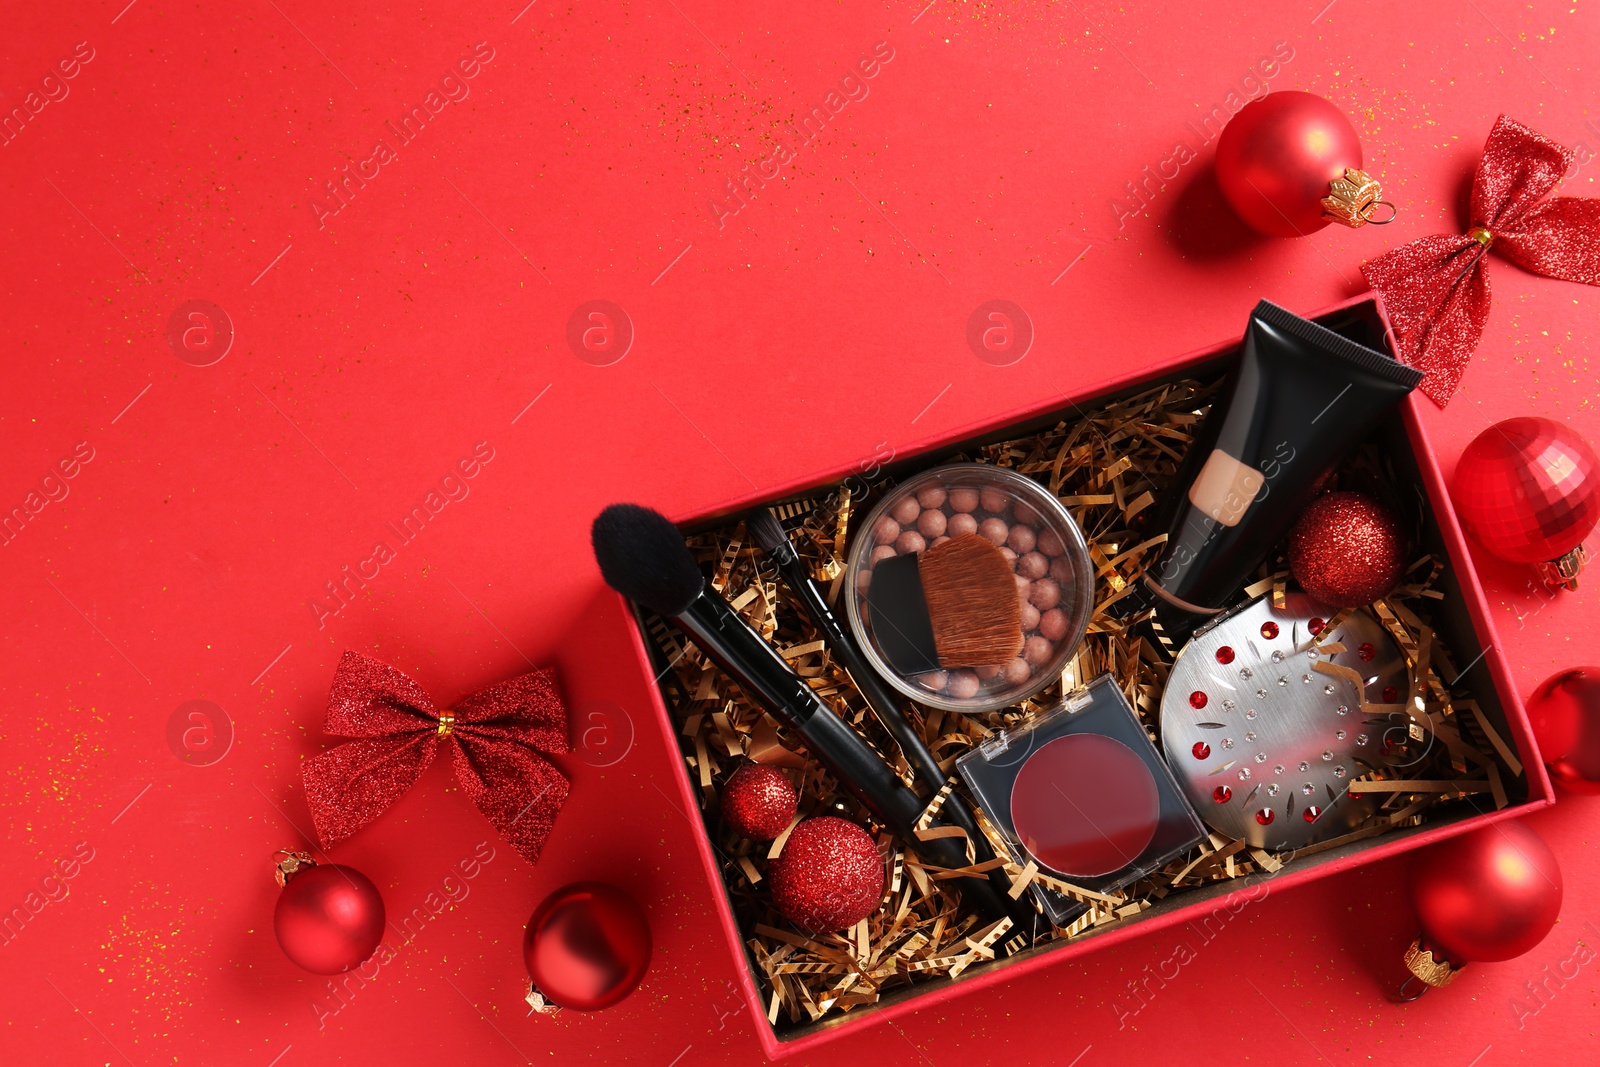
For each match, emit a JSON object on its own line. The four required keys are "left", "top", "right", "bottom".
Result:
{"left": 956, "top": 672, "right": 1208, "bottom": 926}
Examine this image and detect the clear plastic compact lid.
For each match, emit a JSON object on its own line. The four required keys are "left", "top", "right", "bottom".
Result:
{"left": 956, "top": 672, "right": 1206, "bottom": 926}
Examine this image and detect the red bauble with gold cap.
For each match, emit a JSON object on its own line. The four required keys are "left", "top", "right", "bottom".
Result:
{"left": 1215, "top": 91, "right": 1393, "bottom": 237}
{"left": 1401, "top": 821, "right": 1562, "bottom": 991}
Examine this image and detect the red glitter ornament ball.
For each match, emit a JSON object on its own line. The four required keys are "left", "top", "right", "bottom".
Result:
{"left": 1527, "top": 668, "right": 1600, "bottom": 794}
{"left": 273, "top": 857, "right": 386, "bottom": 975}
{"left": 1287, "top": 492, "right": 1407, "bottom": 607}
{"left": 768, "top": 817, "right": 885, "bottom": 933}
{"left": 524, "top": 882, "right": 652, "bottom": 1011}
{"left": 1408, "top": 821, "right": 1562, "bottom": 966}
{"left": 1452, "top": 417, "right": 1599, "bottom": 589}
{"left": 1214, "top": 91, "right": 1370, "bottom": 237}
{"left": 721, "top": 763, "right": 798, "bottom": 841}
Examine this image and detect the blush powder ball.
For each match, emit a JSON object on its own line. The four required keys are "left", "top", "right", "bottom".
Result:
{"left": 917, "top": 509, "right": 947, "bottom": 539}
{"left": 895, "top": 530, "right": 926, "bottom": 554}
{"left": 721, "top": 764, "right": 798, "bottom": 841}
{"left": 768, "top": 817, "right": 885, "bottom": 933}
{"left": 891, "top": 496, "right": 921, "bottom": 525}
{"left": 872, "top": 516, "right": 900, "bottom": 545}
{"left": 948, "top": 512, "right": 979, "bottom": 537}
{"left": 1007, "top": 524, "right": 1037, "bottom": 554}
{"left": 1037, "top": 529, "right": 1065, "bottom": 557}
{"left": 870, "top": 545, "right": 896, "bottom": 566}
{"left": 1029, "top": 578, "right": 1062, "bottom": 610}
{"left": 1013, "top": 502, "right": 1040, "bottom": 525}
{"left": 1038, "top": 607, "right": 1069, "bottom": 641}
{"left": 1287, "top": 491, "right": 1408, "bottom": 607}
{"left": 1023, "top": 635, "right": 1055, "bottom": 666}
{"left": 1019, "top": 601, "right": 1041, "bottom": 631}
{"left": 979, "top": 488, "right": 1010, "bottom": 514}
{"left": 916, "top": 486, "right": 948, "bottom": 509}
{"left": 1003, "top": 656, "right": 1032, "bottom": 684}
{"left": 979, "top": 518, "right": 1010, "bottom": 546}
{"left": 946, "top": 669, "right": 980, "bottom": 699}
{"left": 1017, "top": 551, "right": 1049, "bottom": 579}
{"left": 949, "top": 488, "right": 980, "bottom": 513}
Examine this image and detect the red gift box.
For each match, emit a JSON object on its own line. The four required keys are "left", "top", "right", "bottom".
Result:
{"left": 555, "top": 293, "right": 1550, "bottom": 1059}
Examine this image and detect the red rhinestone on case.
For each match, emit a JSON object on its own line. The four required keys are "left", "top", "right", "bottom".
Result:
{"left": 1309, "top": 617, "right": 1326, "bottom": 636}
{"left": 1215, "top": 646, "right": 1236, "bottom": 665}
{"left": 1358, "top": 642, "right": 1376, "bottom": 662}
{"left": 1383, "top": 685, "right": 1399, "bottom": 703}
{"left": 1189, "top": 690, "right": 1208, "bottom": 709}
{"left": 1255, "top": 808, "right": 1276, "bottom": 826}
{"left": 1212, "top": 785, "right": 1232, "bottom": 803}
{"left": 1303, "top": 805, "right": 1322, "bottom": 822}
{"left": 1260, "top": 621, "right": 1280, "bottom": 639}
{"left": 1192, "top": 742, "right": 1212, "bottom": 760}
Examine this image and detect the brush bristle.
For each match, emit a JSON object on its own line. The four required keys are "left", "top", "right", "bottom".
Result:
{"left": 744, "top": 508, "right": 791, "bottom": 557}
{"left": 590, "top": 503, "right": 705, "bottom": 616}
{"left": 919, "top": 534, "right": 1024, "bottom": 668}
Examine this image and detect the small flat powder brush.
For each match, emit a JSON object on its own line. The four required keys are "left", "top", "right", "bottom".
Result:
{"left": 868, "top": 533, "right": 1023, "bottom": 674}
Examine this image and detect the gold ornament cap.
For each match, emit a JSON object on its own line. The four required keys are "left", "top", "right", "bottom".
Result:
{"left": 1403, "top": 938, "right": 1461, "bottom": 988}
{"left": 273, "top": 850, "right": 317, "bottom": 887}
{"left": 1321, "top": 167, "right": 1398, "bottom": 228}
{"left": 525, "top": 983, "right": 564, "bottom": 1016}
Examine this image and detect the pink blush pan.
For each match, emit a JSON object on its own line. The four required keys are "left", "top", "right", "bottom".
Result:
{"left": 1010, "top": 733, "right": 1161, "bottom": 879}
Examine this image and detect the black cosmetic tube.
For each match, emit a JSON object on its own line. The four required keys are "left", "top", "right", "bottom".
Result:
{"left": 1144, "top": 300, "right": 1424, "bottom": 617}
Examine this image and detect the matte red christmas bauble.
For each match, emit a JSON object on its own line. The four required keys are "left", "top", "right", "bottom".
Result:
{"left": 1408, "top": 821, "right": 1562, "bottom": 972}
{"left": 273, "top": 857, "right": 386, "bottom": 975}
{"left": 721, "top": 764, "right": 798, "bottom": 841}
{"left": 1287, "top": 491, "right": 1408, "bottom": 607}
{"left": 768, "top": 817, "right": 885, "bottom": 933}
{"left": 523, "top": 882, "right": 651, "bottom": 1011}
{"left": 1452, "top": 417, "right": 1599, "bottom": 589}
{"left": 1215, "top": 91, "right": 1375, "bottom": 237}
{"left": 1527, "top": 668, "right": 1600, "bottom": 794}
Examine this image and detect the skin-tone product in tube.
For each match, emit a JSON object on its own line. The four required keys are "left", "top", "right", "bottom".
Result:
{"left": 1143, "top": 300, "right": 1423, "bottom": 619}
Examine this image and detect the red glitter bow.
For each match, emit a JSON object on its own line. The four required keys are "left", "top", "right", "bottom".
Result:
{"left": 303, "top": 651, "right": 571, "bottom": 865}
{"left": 1361, "top": 115, "right": 1600, "bottom": 406}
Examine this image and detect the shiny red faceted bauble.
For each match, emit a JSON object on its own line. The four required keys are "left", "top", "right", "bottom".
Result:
{"left": 1286, "top": 491, "right": 1408, "bottom": 607}
{"left": 1408, "top": 820, "right": 1562, "bottom": 965}
{"left": 1215, "top": 91, "right": 1364, "bottom": 237}
{"left": 721, "top": 763, "right": 798, "bottom": 841}
{"left": 768, "top": 816, "right": 885, "bottom": 933}
{"left": 274, "top": 863, "right": 386, "bottom": 974}
{"left": 1527, "top": 668, "right": 1600, "bottom": 794}
{"left": 523, "top": 882, "right": 651, "bottom": 1011}
{"left": 1453, "top": 417, "right": 1599, "bottom": 580}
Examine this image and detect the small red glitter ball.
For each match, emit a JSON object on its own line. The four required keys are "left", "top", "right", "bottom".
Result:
{"left": 1215, "top": 646, "right": 1236, "bottom": 664}
{"left": 1287, "top": 491, "right": 1407, "bottom": 607}
{"left": 1213, "top": 785, "right": 1233, "bottom": 803}
{"left": 721, "top": 764, "right": 798, "bottom": 841}
{"left": 768, "top": 817, "right": 885, "bottom": 932}
{"left": 1303, "top": 805, "right": 1323, "bottom": 822}
{"left": 1189, "top": 690, "right": 1208, "bottom": 709}
{"left": 1260, "top": 621, "right": 1280, "bottom": 640}
{"left": 1255, "top": 808, "right": 1276, "bottom": 826}
{"left": 1192, "top": 741, "right": 1211, "bottom": 760}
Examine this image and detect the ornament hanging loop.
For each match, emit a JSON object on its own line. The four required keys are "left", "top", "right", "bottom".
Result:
{"left": 1363, "top": 200, "right": 1399, "bottom": 225}
{"left": 1392, "top": 974, "right": 1431, "bottom": 1003}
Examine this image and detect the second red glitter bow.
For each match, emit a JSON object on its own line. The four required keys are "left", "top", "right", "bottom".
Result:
{"left": 303, "top": 651, "right": 571, "bottom": 865}
{"left": 1361, "top": 115, "right": 1600, "bottom": 406}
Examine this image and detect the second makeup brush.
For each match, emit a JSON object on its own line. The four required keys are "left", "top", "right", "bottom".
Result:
{"left": 746, "top": 507, "right": 1034, "bottom": 930}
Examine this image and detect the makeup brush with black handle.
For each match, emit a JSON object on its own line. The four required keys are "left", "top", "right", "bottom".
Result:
{"left": 591, "top": 503, "right": 1018, "bottom": 928}
{"left": 746, "top": 508, "right": 1032, "bottom": 926}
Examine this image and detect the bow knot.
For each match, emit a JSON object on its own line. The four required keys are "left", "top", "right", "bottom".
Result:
{"left": 1361, "top": 115, "right": 1600, "bottom": 405}
{"left": 302, "top": 651, "right": 571, "bottom": 865}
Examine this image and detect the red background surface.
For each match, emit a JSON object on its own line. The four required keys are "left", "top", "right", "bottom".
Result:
{"left": 3, "top": 1, "right": 1597, "bottom": 1064}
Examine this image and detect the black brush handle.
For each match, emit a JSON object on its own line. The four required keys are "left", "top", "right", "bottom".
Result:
{"left": 760, "top": 540, "right": 1033, "bottom": 928}
{"left": 672, "top": 588, "right": 1018, "bottom": 927}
